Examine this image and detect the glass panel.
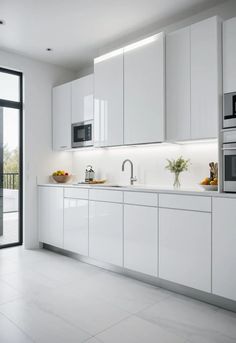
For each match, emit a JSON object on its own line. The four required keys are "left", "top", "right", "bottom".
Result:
{"left": 0, "top": 107, "right": 20, "bottom": 246}
{"left": 225, "top": 155, "right": 236, "bottom": 181}
{"left": 0, "top": 72, "right": 20, "bottom": 102}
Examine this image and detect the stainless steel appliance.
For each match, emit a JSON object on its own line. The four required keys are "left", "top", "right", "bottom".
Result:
{"left": 223, "top": 130, "right": 236, "bottom": 192}
{"left": 223, "top": 92, "right": 236, "bottom": 128}
{"left": 72, "top": 120, "right": 93, "bottom": 148}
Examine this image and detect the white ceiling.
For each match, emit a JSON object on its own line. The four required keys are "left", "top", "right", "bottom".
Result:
{"left": 0, "top": 0, "right": 227, "bottom": 71}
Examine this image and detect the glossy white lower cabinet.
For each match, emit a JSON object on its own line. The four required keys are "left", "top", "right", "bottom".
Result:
{"left": 89, "top": 201, "right": 123, "bottom": 266}
{"left": 124, "top": 205, "right": 158, "bottom": 276}
{"left": 64, "top": 198, "right": 89, "bottom": 256}
{"left": 212, "top": 198, "right": 236, "bottom": 301}
{"left": 159, "top": 208, "right": 211, "bottom": 292}
{"left": 38, "top": 186, "right": 64, "bottom": 248}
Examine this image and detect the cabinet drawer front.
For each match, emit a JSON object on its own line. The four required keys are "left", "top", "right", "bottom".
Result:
{"left": 124, "top": 191, "right": 158, "bottom": 207}
{"left": 89, "top": 189, "right": 123, "bottom": 203}
{"left": 159, "top": 194, "right": 211, "bottom": 212}
{"left": 64, "top": 187, "right": 89, "bottom": 199}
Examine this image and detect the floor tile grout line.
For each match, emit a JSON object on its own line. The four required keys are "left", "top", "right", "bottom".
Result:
{"left": 0, "top": 310, "right": 36, "bottom": 343}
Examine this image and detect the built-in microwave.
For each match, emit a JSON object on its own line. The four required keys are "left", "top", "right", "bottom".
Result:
{"left": 72, "top": 120, "right": 93, "bottom": 148}
{"left": 223, "top": 92, "right": 236, "bottom": 128}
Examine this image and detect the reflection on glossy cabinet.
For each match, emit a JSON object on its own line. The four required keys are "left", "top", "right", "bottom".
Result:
{"left": 212, "top": 197, "right": 236, "bottom": 301}
{"left": 124, "top": 33, "right": 165, "bottom": 145}
{"left": 52, "top": 82, "right": 71, "bottom": 150}
{"left": 94, "top": 53, "right": 123, "bottom": 147}
{"left": 223, "top": 17, "right": 236, "bottom": 93}
{"left": 159, "top": 208, "right": 211, "bottom": 292}
{"left": 89, "top": 200, "right": 123, "bottom": 266}
{"left": 71, "top": 74, "right": 94, "bottom": 123}
{"left": 38, "top": 187, "right": 64, "bottom": 248}
{"left": 166, "top": 27, "right": 191, "bottom": 141}
{"left": 190, "top": 16, "right": 220, "bottom": 139}
{"left": 64, "top": 198, "right": 89, "bottom": 256}
{"left": 124, "top": 204, "right": 158, "bottom": 276}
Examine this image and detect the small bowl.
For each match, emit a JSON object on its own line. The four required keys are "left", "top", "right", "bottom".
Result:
{"left": 52, "top": 175, "right": 72, "bottom": 183}
{"left": 199, "top": 184, "right": 218, "bottom": 191}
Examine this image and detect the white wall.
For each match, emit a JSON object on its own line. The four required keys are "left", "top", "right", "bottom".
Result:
{"left": 0, "top": 49, "right": 75, "bottom": 249}
{"left": 72, "top": 141, "right": 218, "bottom": 190}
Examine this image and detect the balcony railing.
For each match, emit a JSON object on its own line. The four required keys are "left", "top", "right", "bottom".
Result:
{"left": 3, "top": 173, "right": 19, "bottom": 190}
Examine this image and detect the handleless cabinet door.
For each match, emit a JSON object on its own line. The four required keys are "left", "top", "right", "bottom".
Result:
{"left": 159, "top": 208, "right": 211, "bottom": 292}
{"left": 38, "top": 186, "right": 64, "bottom": 248}
{"left": 52, "top": 82, "right": 71, "bottom": 150}
{"left": 223, "top": 17, "right": 236, "bottom": 93}
{"left": 124, "top": 204, "right": 158, "bottom": 276}
{"left": 212, "top": 197, "right": 236, "bottom": 301}
{"left": 166, "top": 27, "right": 191, "bottom": 141}
{"left": 71, "top": 74, "right": 94, "bottom": 123}
{"left": 190, "top": 16, "right": 221, "bottom": 139}
{"left": 94, "top": 53, "right": 123, "bottom": 147}
{"left": 124, "top": 33, "right": 165, "bottom": 145}
{"left": 89, "top": 201, "right": 123, "bottom": 266}
{"left": 64, "top": 198, "right": 89, "bottom": 256}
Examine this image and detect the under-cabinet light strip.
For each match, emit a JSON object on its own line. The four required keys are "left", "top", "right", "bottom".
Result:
{"left": 94, "top": 33, "right": 160, "bottom": 64}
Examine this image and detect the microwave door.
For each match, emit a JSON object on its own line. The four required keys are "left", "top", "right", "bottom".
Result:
{"left": 224, "top": 149, "right": 236, "bottom": 192}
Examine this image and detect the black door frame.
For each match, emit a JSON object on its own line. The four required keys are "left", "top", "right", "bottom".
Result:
{"left": 0, "top": 67, "right": 23, "bottom": 248}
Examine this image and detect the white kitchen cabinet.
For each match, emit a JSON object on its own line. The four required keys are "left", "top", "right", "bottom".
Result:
{"left": 94, "top": 53, "right": 123, "bottom": 147}
{"left": 38, "top": 186, "right": 64, "bottom": 248}
{"left": 71, "top": 74, "right": 94, "bottom": 123}
{"left": 124, "top": 204, "right": 158, "bottom": 276}
{"left": 159, "top": 208, "right": 211, "bottom": 292}
{"left": 166, "top": 16, "right": 221, "bottom": 141}
{"left": 223, "top": 17, "right": 236, "bottom": 93}
{"left": 52, "top": 82, "right": 71, "bottom": 150}
{"left": 89, "top": 200, "right": 123, "bottom": 266}
{"left": 166, "top": 27, "right": 191, "bottom": 141}
{"left": 124, "top": 33, "right": 165, "bottom": 145}
{"left": 212, "top": 197, "right": 236, "bottom": 301}
{"left": 190, "top": 16, "right": 221, "bottom": 139}
{"left": 64, "top": 198, "right": 89, "bottom": 256}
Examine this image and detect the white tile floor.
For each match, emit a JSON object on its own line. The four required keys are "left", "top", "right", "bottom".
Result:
{"left": 0, "top": 247, "right": 235, "bottom": 343}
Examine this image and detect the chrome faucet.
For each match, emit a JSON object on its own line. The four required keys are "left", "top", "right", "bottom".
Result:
{"left": 122, "top": 159, "right": 137, "bottom": 185}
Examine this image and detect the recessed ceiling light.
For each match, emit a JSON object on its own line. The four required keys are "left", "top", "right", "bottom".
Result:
{"left": 0, "top": 20, "right": 5, "bottom": 25}
{"left": 46, "top": 48, "right": 53, "bottom": 52}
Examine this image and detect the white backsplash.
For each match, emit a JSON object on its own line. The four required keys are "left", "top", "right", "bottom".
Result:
{"left": 71, "top": 141, "right": 218, "bottom": 189}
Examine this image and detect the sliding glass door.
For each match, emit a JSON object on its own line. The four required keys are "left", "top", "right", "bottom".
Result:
{"left": 0, "top": 67, "right": 23, "bottom": 248}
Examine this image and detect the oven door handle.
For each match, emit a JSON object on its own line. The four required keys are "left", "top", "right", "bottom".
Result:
{"left": 222, "top": 147, "right": 236, "bottom": 150}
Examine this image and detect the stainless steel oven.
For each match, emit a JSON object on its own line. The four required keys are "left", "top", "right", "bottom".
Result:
{"left": 223, "top": 92, "right": 236, "bottom": 128}
{"left": 223, "top": 141, "right": 236, "bottom": 192}
{"left": 72, "top": 120, "right": 93, "bottom": 148}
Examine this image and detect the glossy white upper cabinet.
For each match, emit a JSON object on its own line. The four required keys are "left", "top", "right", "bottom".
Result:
{"left": 212, "top": 197, "right": 236, "bottom": 301}
{"left": 52, "top": 82, "right": 71, "bottom": 150}
{"left": 166, "top": 27, "right": 191, "bottom": 141}
{"left": 223, "top": 17, "right": 236, "bottom": 93}
{"left": 159, "top": 208, "right": 211, "bottom": 292}
{"left": 124, "top": 33, "right": 165, "bottom": 145}
{"left": 38, "top": 186, "right": 64, "bottom": 248}
{"left": 124, "top": 204, "right": 158, "bottom": 276}
{"left": 166, "top": 16, "right": 221, "bottom": 141}
{"left": 89, "top": 200, "right": 123, "bottom": 266}
{"left": 94, "top": 52, "right": 124, "bottom": 147}
{"left": 190, "top": 16, "right": 221, "bottom": 140}
{"left": 71, "top": 74, "right": 94, "bottom": 124}
{"left": 64, "top": 198, "right": 89, "bottom": 256}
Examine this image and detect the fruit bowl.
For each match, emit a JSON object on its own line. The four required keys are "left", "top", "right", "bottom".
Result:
{"left": 199, "top": 184, "right": 218, "bottom": 191}
{"left": 52, "top": 175, "right": 72, "bottom": 183}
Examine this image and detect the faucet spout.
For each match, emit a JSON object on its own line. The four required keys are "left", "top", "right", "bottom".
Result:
{"left": 121, "top": 159, "right": 137, "bottom": 185}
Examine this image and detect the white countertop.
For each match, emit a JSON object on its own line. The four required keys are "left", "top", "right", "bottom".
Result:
{"left": 37, "top": 183, "right": 236, "bottom": 198}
